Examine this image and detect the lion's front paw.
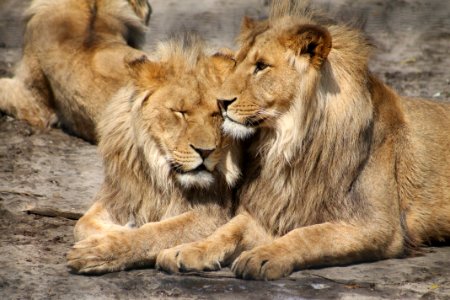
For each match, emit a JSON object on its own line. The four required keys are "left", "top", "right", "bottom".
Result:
{"left": 156, "top": 242, "right": 221, "bottom": 274}
{"left": 67, "top": 230, "right": 137, "bottom": 274}
{"left": 231, "top": 244, "right": 294, "bottom": 281}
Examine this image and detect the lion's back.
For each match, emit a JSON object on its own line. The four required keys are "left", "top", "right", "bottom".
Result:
{"left": 21, "top": 0, "right": 147, "bottom": 142}
{"left": 25, "top": 0, "right": 89, "bottom": 48}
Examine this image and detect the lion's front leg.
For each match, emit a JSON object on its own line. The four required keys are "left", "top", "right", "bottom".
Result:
{"left": 156, "top": 212, "right": 273, "bottom": 273}
{"left": 156, "top": 242, "right": 223, "bottom": 274}
{"left": 232, "top": 221, "right": 404, "bottom": 280}
{"left": 67, "top": 228, "right": 147, "bottom": 274}
{"left": 232, "top": 240, "right": 294, "bottom": 280}
{"left": 69, "top": 210, "right": 224, "bottom": 274}
{"left": 73, "top": 198, "right": 128, "bottom": 242}
{"left": 68, "top": 218, "right": 176, "bottom": 274}
{"left": 68, "top": 198, "right": 147, "bottom": 274}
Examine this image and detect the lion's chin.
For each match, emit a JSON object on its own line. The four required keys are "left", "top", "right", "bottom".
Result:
{"left": 176, "top": 171, "right": 215, "bottom": 189}
{"left": 222, "top": 118, "right": 256, "bottom": 140}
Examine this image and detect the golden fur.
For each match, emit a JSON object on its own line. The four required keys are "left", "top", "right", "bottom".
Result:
{"left": 0, "top": 0, "right": 152, "bottom": 143}
{"left": 67, "top": 39, "right": 241, "bottom": 274}
{"left": 156, "top": 1, "right": 450, "bottom": 280}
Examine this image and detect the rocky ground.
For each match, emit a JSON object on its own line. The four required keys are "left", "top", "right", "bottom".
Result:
{"left": 0, "top": 0, "right": 449, "bottom": 299}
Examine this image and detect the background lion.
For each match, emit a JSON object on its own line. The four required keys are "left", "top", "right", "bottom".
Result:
{"left": 156, "top": 0, "right": 450, "bottom": 280}
{"left": 0, "top": 0, "right": 152, "bottom": 143}
{"left": 67, "top": 38, "right": 241, "bottom": 274}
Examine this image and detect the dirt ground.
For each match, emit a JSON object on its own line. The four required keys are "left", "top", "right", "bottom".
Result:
{"left": 0, "top": 0, "right": 449, "bottom": 299}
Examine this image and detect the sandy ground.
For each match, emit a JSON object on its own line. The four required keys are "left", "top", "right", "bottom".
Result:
{"left": 0, "top": 0, "right": 449, "bottom": 299}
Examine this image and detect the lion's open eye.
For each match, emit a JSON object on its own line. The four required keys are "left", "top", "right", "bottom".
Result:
{"left": 254, "top": 61, "right": 269, "bottom": 74}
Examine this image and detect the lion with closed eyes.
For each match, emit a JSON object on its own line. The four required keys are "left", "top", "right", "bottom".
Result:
{"left": 67, "top": 39, "right": 240, "bottom": 274}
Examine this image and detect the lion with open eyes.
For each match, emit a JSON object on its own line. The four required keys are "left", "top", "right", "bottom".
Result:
{"left": 67, "top": 39, "right": 240, "bottom": 274}
{"left": 156, "top": 1, "right": 450, "bottom": 280}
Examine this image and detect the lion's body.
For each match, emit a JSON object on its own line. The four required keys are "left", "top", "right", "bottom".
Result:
{"left": 0, "top": 0, "right": 151, "bottom": 143}
{"left": 234, "top": 76, "right": 450, "bottom": 246}
{"left": 156, "top": 1, "right": 450, "bottom": 280}
{"left": 236, "top": 73, "right": 450, "bottom": 246}
{"left": 396, "top": 96, "right": 450, "bottom": 243}
{"left": 67, "top": 40, "right": 241, "bottom": 274}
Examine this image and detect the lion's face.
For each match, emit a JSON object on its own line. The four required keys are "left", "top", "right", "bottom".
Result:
{"left": 218, "top": 18, "right": 331, "bottom": 139}
{"left": 139, "top": 80, "right": 223, "bottom": 188}
{"left": 129, "top": 52, "right": 237, "bottom": 189}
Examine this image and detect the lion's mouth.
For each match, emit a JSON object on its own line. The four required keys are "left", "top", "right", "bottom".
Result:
{"left": 174, "top": 163, "right": 215, "bottom": 189}
{"left": 244, "top": 117, "right": 265, "bottom": 128}
{"left": 190, "top": 164, "right": 209, "bottom": 174}
{"left": 225, "top": 116, "right": 265, "bottom": 128}
{"left": 174, "top": 164, "right": 210, "bottom": 175}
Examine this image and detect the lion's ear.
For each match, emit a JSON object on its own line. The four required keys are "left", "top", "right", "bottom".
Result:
{"left": 240, "top": 16, "right": 269, "bottom": 36}
{"left": 199, "top": 50, "right": 235, "bottom": 85}
{"left": 208, "top": 50, "right": 236, "bottom": 83}
{"left": 280, "top": 24, "right": 332, "bottom": 69}
{"left": 241, "top": 16, "right": 258, "bottom": 34}
{"left": 216, "top": 47, "right": 235, "bottom": 59}
{"left": 125, "top": 54, "right": 165, "bottom": 91}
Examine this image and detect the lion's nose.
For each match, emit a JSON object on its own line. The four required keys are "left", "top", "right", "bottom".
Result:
{"left": 190, "top": 145, "right": 215, "bottom": 160}
{"left": 217, "top": 97, "right": 236, "bottom": 112}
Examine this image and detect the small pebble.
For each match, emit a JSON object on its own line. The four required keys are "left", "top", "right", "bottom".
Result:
{"left": 311, "top": 283, "right": 330, "bottom": 290}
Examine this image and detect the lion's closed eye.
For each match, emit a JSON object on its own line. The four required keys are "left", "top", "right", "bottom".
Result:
{"left": 171, "top": 109, "right": 187, "bottom": 120}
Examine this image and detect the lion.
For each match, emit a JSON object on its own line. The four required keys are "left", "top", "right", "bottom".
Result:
{"left": 0, "top": 0, "right": 152, "bottom": 143}
{"left": 66, "top": 38, "right": 241, "bottom": 274}
{"left": 156, "top": 1, "right": 450, "bottom": 280}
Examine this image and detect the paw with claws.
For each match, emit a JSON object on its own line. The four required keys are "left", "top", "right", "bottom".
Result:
{"left": 231, "top": 243, "right": 294, "bottom": 280}
{"left": 156, "top": 242, "right": 222, "bottom": 274}
{"left": 67, "top": 230, "right": 141, "bottom": 274}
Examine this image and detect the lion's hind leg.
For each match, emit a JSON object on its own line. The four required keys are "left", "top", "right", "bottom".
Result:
{"left": 0, "top": 57, "right": 56, "bottom": 128}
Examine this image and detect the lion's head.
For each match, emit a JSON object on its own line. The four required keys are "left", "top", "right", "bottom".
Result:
{"left": 218, "top": 0, "right": 374, "bottom": 144}
{"left": 99, "top": 38, "right": 239, "bottom": 190}
{"left": 217, "top": 15, "right": 335, "bottom": 140}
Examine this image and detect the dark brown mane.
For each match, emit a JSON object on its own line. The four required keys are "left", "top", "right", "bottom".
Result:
{"left": 83, "top": 1, "right": 98, "bottom": 48}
